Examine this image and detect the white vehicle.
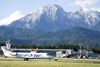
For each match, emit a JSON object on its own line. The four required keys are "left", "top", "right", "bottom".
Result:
{"left": 56, "top": 52, "right": 66, "bottom": 58}
{"left": 1, "top": 46, "right": 54, "bottom": 61}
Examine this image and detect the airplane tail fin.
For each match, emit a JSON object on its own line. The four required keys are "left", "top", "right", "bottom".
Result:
{"left": 1, "top": 46, "right": 17, "bottom": 56}
{"left": 1, "top": 46, "right": 11, "bottom": 54}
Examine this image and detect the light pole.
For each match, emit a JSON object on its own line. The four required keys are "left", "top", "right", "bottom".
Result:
{"left": 86, "top": 46, "right": 89, "bottom": 58}
{"left": 79, "top": 44, "right": 82, "bottom": 58}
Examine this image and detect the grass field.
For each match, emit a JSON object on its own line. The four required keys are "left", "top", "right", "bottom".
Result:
{"left": 0, "top": 57, "right": 100, "bottom": 67}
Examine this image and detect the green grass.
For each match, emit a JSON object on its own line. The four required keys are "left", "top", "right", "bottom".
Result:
{"left": 0, "top": 57, "right": 100, "bottom": 67}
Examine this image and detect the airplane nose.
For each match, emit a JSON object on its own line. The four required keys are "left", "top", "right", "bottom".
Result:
{"left": 50, "top": 56, "right": 54, "bottom": 59}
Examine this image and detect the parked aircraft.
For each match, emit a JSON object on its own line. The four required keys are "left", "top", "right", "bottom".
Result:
{"left": 1, "top": 46, "right": 54, "bottom": 61}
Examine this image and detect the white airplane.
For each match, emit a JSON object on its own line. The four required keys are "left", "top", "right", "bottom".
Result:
{"left": 1, "top": 46, "right": 54, "bottom": 61}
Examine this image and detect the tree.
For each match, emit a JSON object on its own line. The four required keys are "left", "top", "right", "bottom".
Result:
{"left": 56, "top": 44, "right": 60, "bottom": 49}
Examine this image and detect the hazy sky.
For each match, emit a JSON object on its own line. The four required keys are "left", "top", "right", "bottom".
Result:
{"left": 0, "top": 0, "right": 100, "bottom": 26}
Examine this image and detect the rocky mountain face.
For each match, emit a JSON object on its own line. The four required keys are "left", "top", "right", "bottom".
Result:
{"left": 7, "top": 5, "right": 100, "bottom": 32}
{"left": 68, "top": 6, "right": 100, "bottom": 28}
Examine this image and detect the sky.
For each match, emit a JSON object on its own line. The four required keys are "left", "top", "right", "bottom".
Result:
{"left": 0, "top": 0, "right": 100, "bottom": 26}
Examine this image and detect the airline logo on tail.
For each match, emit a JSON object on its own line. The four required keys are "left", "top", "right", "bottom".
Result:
{"left": 4, "top": 47, "right": 8, "bottom": 53}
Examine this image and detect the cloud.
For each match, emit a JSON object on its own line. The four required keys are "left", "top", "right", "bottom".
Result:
{"left": 70, "top": 0, "right": 99, "bottom": 6}
{"left": 57, "top": 0, "right": 69, "bottom": 5}
{"left": 90, "top": 7, "right": 100, "bottom": 12}
{"left": 0, "top": 10, "right": 24, "bottom": 26}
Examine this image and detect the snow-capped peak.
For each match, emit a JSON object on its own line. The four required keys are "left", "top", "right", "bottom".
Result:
{"left": 28, "top": 5, "right": 62, "bottom": 17}
{"left": 34, "top": 4, "right": 64, "bottom": 14}
{"left": 19, "top": 4, "right": 66, "bottom": 25}
{"left": 77, "top": 6, "right": 90, "bottom": 13}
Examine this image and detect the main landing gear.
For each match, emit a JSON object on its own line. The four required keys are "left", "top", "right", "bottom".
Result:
{"left": 24, "top": 58, "right": 29, "bottom": 61}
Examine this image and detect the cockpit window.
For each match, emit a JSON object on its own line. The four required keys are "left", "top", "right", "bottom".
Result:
{"left": 47, "top": 53, "right": 51, "bottom": 55}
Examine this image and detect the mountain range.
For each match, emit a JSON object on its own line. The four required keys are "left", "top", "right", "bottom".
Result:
{"left": 6, "top": 5, "right": 100, "bottom": 32}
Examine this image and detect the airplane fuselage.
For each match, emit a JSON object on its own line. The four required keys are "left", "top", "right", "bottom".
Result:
{"left": 1, "top": 46, "right": 54, "bottom": 61}
{"left": 5, "top": 52, "right": 54, "bottom": 59}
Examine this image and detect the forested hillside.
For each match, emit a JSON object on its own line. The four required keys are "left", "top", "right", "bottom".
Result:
{"left": 0, "top": 27, "right": 43, "bottom": 35}
{"left": 0, "top": 27, "right": 100, "bottom": 48}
